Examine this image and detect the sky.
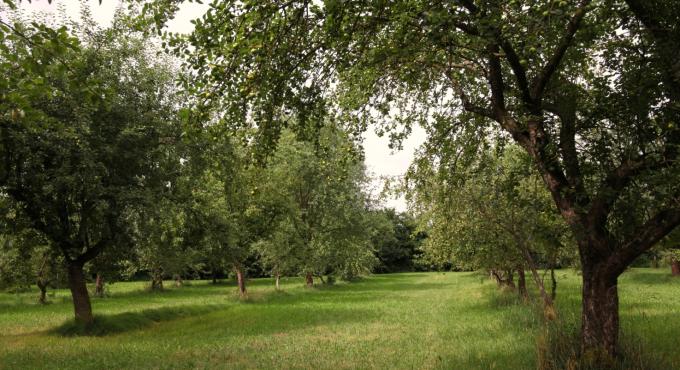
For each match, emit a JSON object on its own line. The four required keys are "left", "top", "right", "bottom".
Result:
{"left": 10, "top": 0, "right": 427, "bottom": 212}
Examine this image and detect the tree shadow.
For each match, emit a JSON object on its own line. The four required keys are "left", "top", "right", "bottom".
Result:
{"left": 51, "top": 304, "right": 228, "bottom": 337}
{"left": 621, "top": 270, "right": 678, "bottom": 285}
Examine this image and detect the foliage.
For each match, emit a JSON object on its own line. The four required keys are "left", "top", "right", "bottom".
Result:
{"left": 412, "top": 144, "right": 574, "bottom": 273}
{"left": 255, "top": 128, "right": 377, "bottom": 282}
{"left": 369, "top": 208, "right": 424, "bottom": 273}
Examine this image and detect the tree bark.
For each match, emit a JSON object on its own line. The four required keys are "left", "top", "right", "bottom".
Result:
{"left": 174, "top": 274, "right": 183, "bottom": 287}
{"left": 212, "top": 268, "right": 219, "bottom": 284}
{"left": 490, "top": 269, "right": 503, "bottom": 286}
{"left": 671, "top": 256, "right": 680, "bottom": 276}
{"left": 235, "top": 268, "right": 246, "bottom": 296}
{"left": 94, "top": 273, "right": 105, "bottom": 297}
{"left": 67, "top": 262, "right": 94, "bottom": 325}
{"left": 305, "top": 272, "right": 314, "bottom": 287}
{"left": 517, "top": 267, "right": 528, "bottom": 300}
{"left": 581, "top": 265, "right": 619, "bottom": 362}
{"left": 519, "top": 243, "right": 554, "bottom": 313}
{"left": 275, "top": 271, "right": 281, "bottom": 290}
{"left": 37, "top": 281, "right": 48, "bottom": 304}
{"left": 151, "top": 269, "right": 164, "bottom": 291}
{"left": 550, "top": 267, "right": 557, "bottom": 302}
{"left": 505, "top": 269, "right": 515, "bottom": 289}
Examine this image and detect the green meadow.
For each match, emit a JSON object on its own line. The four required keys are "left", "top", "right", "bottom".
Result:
{"left": 0, "top": 269, "right": 678, "bottom": 370}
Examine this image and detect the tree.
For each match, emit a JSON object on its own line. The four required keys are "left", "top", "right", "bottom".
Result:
{"left": 133, "top": 196, "right": 195, "bottom": 291}
{"left": 254, "top": 128, "right": 376, "bottom": 286}
{"left": 147, "top": 0, "right": 680, "bottom": 360}
{"left": 411, "top": 144, "right": 572, "bottom": 310}
{"left": 0, "top": 218, "right": 62, "bottom": 304}
{"left": 0, "top": 15, "right": 183, "bottom": 324}
{"left": 657, "top": 229, "right": 680, "bottom": 277}
{"left": 370, "top": 209, "right": 423, "bottom": 273}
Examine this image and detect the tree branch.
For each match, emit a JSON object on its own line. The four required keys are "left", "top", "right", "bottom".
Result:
{"left": 497, "top": 38, "right": 533, "bottom": 107}
{"left": 531, "top": 0, "right": 591, "bottom": 100}
{"left": 544, "top": 97, "right": 584, "bottom": 194}
{"left": 608, "top": 206, "right": 680, "bottom": 278}
{"left": 587, "top": 156, "right": 650, "bottom": 230}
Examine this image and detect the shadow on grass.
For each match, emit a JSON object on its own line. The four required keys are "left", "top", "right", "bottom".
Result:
{"left": 52, "top": 304, "right": 227, "bottom": 337}
{"left": 621, "top": 269, "right": 678, "bottom": 285}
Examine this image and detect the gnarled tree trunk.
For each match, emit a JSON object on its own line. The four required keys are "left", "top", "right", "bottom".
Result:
{"left": 235, "top": 267, "right": 246, "bottom": 296}
{"left": 580, "top": 262, "right": 619, "bottom": 361}
{"left": 67, "top": 262, "right": 94, "bottom": 325}
{"left": 305, "top": 272, "right": 313, "bottom": 287}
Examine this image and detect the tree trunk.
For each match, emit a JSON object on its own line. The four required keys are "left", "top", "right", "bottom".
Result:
{"left": 212, "top": 268, "right": 219, "bottom": 284}
{"left": 94, "top": 273, "right": 105, "bottom": 297}
{"left": 517, "top": 267, "right": 528, "bottom": 300}
{"left": 67, "top": 262, "right": 94, "bottom": 325}
{"left": 305, "top": 272, "right": 313, "bottom": 287}
{"left": 671, "top": 257, "right": 680, "bottom": 276}
{"left": 581, "top": 267, "right": 619, "bottom": 362}
{"left": 275, "top": 272, "right": 281, "bottom": 290}
{"left": 505, "top": 269, "right": 515, "bottom": 289}
{"left": 151, "top": 270, "right": 164, "bottom": 291}
{"left": 235, "top": 268, "right": 246, "bottom": 296}
{"left": 550, "top": 267, "right": 557, "bottom": 301}
{"left": 490, "top": 269, "right": 502, "bottom": 286}
{"left": 174, "top": 274, "right": 183, "bottom": 287}
{"left": 519, "top": 244, "right": 554, "bottom": 314}
{"left": 37, "top": 281, "right": 48, "bottom": 304}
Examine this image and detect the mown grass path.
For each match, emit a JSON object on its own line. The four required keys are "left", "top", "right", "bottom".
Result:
{"left": 0, "top": 270, "right": 677, "bottom": 369}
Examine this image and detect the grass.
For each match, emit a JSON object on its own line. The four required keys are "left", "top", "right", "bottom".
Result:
{"left": 0, "top": 269, "right": 677, "bottom": 369}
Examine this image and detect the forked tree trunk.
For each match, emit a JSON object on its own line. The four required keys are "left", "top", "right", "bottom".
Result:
{"left": 37, "top": 281, "right": 48, "bottom": 304}
{"left": 517, "top": 267, "right": 528, "bottom": 300}
{"left": 305, "top": 272, "right": 313, "bottom": 287}
{"left": 580, "top": 264, "right": 619, "bottom": 361}
{"left": 671, "top": 257, "right": 680, "bottom": 276}
{"left": 235, "top": 268, "right": 246, "bottom": 296}
{"left": 67, "top": 262, "right": 94, "bottom": 325}
{"left": 94, "top": 273, "right": 105, "bottom": 297}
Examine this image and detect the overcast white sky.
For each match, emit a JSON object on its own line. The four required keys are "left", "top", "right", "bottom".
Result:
{"left": 11, "top": 0, "right": 426, "bottom": 212}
